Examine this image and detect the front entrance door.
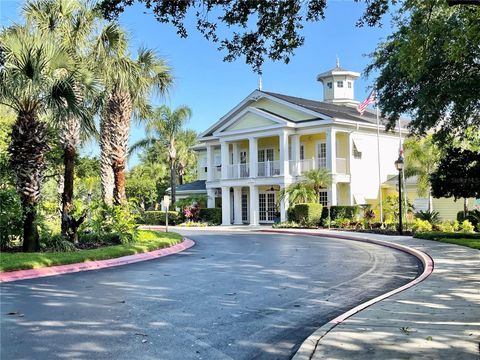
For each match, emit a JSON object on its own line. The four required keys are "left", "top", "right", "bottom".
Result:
{"left": 259, "top": 191, "right": 277, "bottom": 223}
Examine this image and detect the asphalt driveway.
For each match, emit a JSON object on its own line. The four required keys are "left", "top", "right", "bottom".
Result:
{"left": 1, "top": 232, "right": 421, "bottom": 360}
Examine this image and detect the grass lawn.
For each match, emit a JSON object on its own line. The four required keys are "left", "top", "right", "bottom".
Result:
{"left": 0, "top": 230, "right": 183, "bottom": 272}
{"left": 414, "top": 231, "right": 480, "bottom": 250}
{"left": 428, "top": 237, "right": 480, "bottom": 250}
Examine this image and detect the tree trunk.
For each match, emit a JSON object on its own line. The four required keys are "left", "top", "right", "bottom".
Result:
{"left": 8, "top": 111, "right": 49, "bottom": 252}
{"left": 108, "top": 89, "right": 132, "bottom": 206}
{"left": 23, "top": 204, "right": 40, "bottom": 252}
{"left": 100, "top": 109, "right": 114, "bottom": 206}
{"left": 61, "top": 144, "right": 76, "bottom": 239}
{"left": 113, "top": 159, "right": 126, "bottom": 205}
{"left": 170, "top": 160, "right": 176, "bottom": 210}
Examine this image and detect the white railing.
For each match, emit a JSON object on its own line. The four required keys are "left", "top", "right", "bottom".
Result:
{"left": 227, "top": 163, "right": 250, "bottom": 179}
{"left": 212, "top": 166, "right": 222, "bottom": 180}
{"left": 295, "top": 158, "right": 347, "bottom": 175}
{"left": 257, "top": 160, "right": 280, "bottom": 177}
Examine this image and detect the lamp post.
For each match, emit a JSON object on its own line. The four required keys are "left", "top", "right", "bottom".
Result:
{"left": 394, "top": 155, "right": 404, "bottom": 235}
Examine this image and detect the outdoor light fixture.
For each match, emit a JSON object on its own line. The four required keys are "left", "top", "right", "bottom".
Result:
{"left": 394, "top": 155, "right": 404, "bottom": 234}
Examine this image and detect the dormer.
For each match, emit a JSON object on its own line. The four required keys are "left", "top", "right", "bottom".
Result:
{"left": 316, "top": 58, "right": 360, "bottom": 106}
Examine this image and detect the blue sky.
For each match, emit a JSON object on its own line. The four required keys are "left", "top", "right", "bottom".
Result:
{"left": 1, "top": 0, "right": 394, "bottom": 166}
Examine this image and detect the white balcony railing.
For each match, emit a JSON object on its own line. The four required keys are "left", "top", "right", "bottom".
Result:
{"left": 212, "top": 166, "right": 222, "bottom": 180}
{"left": 257, "top": 160, "right": 280, "bottom": 177}
{"left": 227, "top": 163, "right": 250, "bottom": 179}
{"left": 213, "top": 157, "right": 347, "bottom": 179}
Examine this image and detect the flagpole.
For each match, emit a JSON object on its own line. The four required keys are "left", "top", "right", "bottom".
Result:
{"left": 375, "top": 90, "right": 383, "bottom": 224}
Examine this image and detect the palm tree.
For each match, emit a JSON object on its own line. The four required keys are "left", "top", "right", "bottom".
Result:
{"left": 130, "top": 105, "right": 192, "bottom": 208}
{"left": 95, "top": 26, "right": 172, "bottom": 205}
{"left": 404, "top": 135, "right": 440, "bottom": 211}
{"left": 0, "top": 26, "right": 86, "bottom": 251}
{"left": 175, "top": 129, "right": 198, "bottom": 185}
{"left": 23, "top": 0, "right": 99, "bottom": 243}
{"left": 280, "top": 169, "right": 332, "bottom": 205}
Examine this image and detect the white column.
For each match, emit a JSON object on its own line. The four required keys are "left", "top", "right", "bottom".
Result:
{"left": 279, "top": 184, "right": 289, "bottom": 222}
{"left": 221, "top": 141, "right": 229, "bottom": 179}
{"left": 221, "top": 186, "right": 231, "bottom": 225}
{"left": 206, "top": 145, "right": 213, "bottom": 181}
{"left": 233, "top": 187, "right": 243, "bottom": 225}
{"left": 330, "top": 182, "right": 338, "bottom": 206}
{"left": 279, "top": 131, "right": 289, "bottom": 176}
{"left": 207, "top": 188, "right": 215, "bottom": 208}
{"left": 249, "top": 137, "right": 258, "bottom": 178}
{"left": 232, "top": 143, "right": 239, "bottom": 164}
{"left": 291, "top": 134, "right": 300, "bottom": 175}
{"left": 326, "top": 129, "right": 337, "bottom": 174}
{"left": 249, "top": 184, "right": 259, "bottom": 226}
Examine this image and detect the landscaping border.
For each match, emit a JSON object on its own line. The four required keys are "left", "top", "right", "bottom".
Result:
{"left": 0, "top": 238, "right": 195, "bottom": 283}
{"left": 260, "top": 229, "right": 434, "bottom": 360}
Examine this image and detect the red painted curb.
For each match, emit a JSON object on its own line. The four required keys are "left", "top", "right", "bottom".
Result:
{"left": 0, "top": 238, "right": 195, "bottom": 283}
{"left": 261, "top": 230, "right": 434, "bottom": 326}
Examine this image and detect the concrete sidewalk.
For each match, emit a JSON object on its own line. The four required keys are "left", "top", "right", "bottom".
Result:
{"left": 265, "top": 229, "right": 480, "bottom": 360}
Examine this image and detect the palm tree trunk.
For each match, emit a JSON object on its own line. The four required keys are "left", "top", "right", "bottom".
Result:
{"left": 109, "top": 89, "right": 132, "bottom": 205}
{"left": 100, "top": 109, "right": 114, "bottom": 206}
{"left": 60, "top": 117, "right": 82, "bottom": 242}
{"left": 170, "top": 159, "right": 176, "bottom": 210}
{"left": 9, "top": 112, "right": 49, "bottom": 252}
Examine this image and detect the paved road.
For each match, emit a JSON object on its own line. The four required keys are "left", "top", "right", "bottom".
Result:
{"left": 1, "top": 232, "right": 421, "bottom": 360}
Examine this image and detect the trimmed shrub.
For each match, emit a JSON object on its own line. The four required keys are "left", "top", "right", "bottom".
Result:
{"left": 457, "top": 210, "right": 480, "bottom": 229}
{"left": 438, "top": 220, "right": 460, "bottom": 232}
{"left": 79, "top": 232, "right": 123, "bottom": 245}
{"left": 272, "top": 221, "right": 302, "bottom": 229}
{"left": 412, "top": 219, "right": 433, "bottom": 233}
{"left": 199, "top": 208, "right": 222, "bottom": 225}
{"left": 321, "top": 206, "right": 360, "bottom": 221}
{"left": 143, "top": 211, "right": 182, "bottom": 225}
{"left": 459, "top": 220, "right": 475, "bottom": 233}
{"left": 40, "top": 234, "right": 77, "bottom": 252}
{"left": 292, "top": 203, "right": 322, "bottom": 227}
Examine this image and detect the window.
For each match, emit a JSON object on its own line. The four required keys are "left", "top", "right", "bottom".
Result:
{"left": 348, "top": 81, "right": 352, "bottom": 89}
{"left": 327, "top": 82, "right": 332, "bottom": 89}
{"left": 300, "top": 144, "right": 305, "bottom": 160}
{"left": 318, "top": 191, "right": 328, "bottom": 207}
{"left": 337, "top": 81, "right": 344, "bottom": 88}
{"left": 353, "top": 143, "right": 362, "bottom": 159}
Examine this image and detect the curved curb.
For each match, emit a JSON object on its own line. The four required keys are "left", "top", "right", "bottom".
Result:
{"left": 260, "top": 230, "right": 434, "bottom": 360}
{"left": 0, "top": 238, "right": 195, "bottom": 283}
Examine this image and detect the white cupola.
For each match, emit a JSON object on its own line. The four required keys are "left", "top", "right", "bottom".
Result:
{"left": 316, "top": 57, "right": 360, "bottom": 106}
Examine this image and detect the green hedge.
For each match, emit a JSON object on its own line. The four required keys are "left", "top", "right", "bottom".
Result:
{"left": 291, "top": 203, "right": 323, "bottom": 226}
{"left": 321, "top": 205, "right": 360, "bottom": 221}
{"left": 414, "top": 231, "right": 480, "bottom": 240}
{"left": 79, "top": 232, "right": 124, "bottom": 245}
{"left": 457, "top": 210, "right": 480, "bottom": 228}
{"left": 142, "top": 211, "right": 183, "bottom": 225}
{"left": 199, "top": 208, "right": 222, "bottom": 225}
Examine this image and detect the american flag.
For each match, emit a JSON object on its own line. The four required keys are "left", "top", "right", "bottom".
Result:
{"left": 357, "top": 89, "right": 376, "bottom": 115}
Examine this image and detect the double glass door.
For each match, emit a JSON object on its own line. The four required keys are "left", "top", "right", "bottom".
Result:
{"left": 259, "top": 192, "right": 276, "bottom": 222}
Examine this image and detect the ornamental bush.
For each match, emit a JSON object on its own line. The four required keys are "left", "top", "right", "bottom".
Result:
{"left": 292, "top": 203, "right": 322, "bottom": 227}
{"left": 438, "top": 220, "right": 460, "bottom": 232}
{"left": 143, "top": 211, "right": 183, "bottom": 225}
{"left": 412, "top": 218, "right": 433, "bottom": 233}
{"left": 0, "top": 188, "right": 23, "bottom": 249}
{"left": 321, "top": 205, "right": 360, "bottom": 221}
{"left": 198, "top": 208, "right": 222, "bottom": 225}
{"left": 457, "top": 210, "right": 480, "bottom": 229}
{"left": 459, "top": 219, "right": 475, "bottom": 233}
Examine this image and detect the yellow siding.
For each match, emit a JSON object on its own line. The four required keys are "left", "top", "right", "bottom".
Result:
{"left": 337, "top": 183, "right": 350, "bottom": 205}
{"left": 300, "top": 133, "right": 326, "bottom": 159}
{"left": 432, "top": 197, "right": 475, "bottom": 221}
{"left": 253, "top": 98, "right": 312, "bottom": 121}
{"left": 225, "top": 112, "right": 276, "bottom": 131}
{"left": 336, "top": 133, "right": 348, "bottom": 159}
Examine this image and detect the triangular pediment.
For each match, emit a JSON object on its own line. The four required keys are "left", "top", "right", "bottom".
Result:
{"left": 223, "top": 111, "right": 278, "bottom": 132}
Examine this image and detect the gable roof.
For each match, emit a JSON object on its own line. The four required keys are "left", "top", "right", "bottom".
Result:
{"left": 261, "top": 91, "right": 381, "bottom": 125}
{"left": 169, "top": 180, "right": 207, "bottom": 193}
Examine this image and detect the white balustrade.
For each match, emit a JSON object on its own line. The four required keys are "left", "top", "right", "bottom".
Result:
{"left": 257, "top": 160, "right": 280, "bottom": 177}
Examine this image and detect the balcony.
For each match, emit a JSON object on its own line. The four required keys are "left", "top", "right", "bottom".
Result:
{"left": 210, "top": 157, "right": 348, "bottom": 180}
{"left": 227, "top": 163, "right": 250, "bottom": 179}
